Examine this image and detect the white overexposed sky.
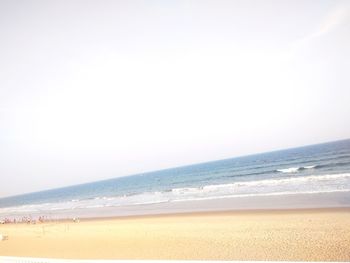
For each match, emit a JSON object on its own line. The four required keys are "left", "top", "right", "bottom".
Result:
{"left": 0, "top": 0, "right": 350, "bottom": 197}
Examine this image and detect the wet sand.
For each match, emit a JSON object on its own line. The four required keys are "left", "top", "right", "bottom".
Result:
{"left": 0, "top": 208, "right": 350, "bottom": 261}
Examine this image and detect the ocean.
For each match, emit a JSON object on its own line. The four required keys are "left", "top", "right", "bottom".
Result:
{"left": 1, "top": 139, "right": 350, "bottom": 219}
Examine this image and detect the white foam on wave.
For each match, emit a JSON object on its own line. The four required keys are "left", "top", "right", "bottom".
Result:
{"left": 1, "top": 173, "right": 349, "bottom": 216}
{"left": 171, "top": 173, "right": 350, "bottom": 193}
{"left": 171, "top": 189, "right": 350, "bottom": 202}
{"left": 171, "top": 187, "right": 200, "bottom": 195}
{"left": 304, "top": 165, "right": 316, "bottom": 169}
{"left": 277, "top": 165, "right": 318, "bottom": 173}
{"left": 164, "top": 173, "right": 350, "bottom": 202}
{"left": 277, "top": 167, "right": 300, "bottom": 173}
{"left": 240, "top": 172, "right": 350, "bottom": 186}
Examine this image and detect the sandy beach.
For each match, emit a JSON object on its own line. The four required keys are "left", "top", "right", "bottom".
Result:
{"left": 0, "top": 208, "right": 349, "bottom": 261}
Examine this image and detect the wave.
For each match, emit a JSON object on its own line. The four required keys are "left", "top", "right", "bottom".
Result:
{"left": 171, "top": 173, "right": 350, "bottom": 193}
{"left": 304, "top": 165, "right": 316, "bottom": 169}
{"left": 277, "top": 161, "right": 350, "bottom": 174}
{"left": 1, "top": 173, "right": 349, "bottom": 216}
{"left": 93, "top": 196, "right": 114, "bottom": 201}
{"left": 277, "top": 165, "right": 319, "bottom": 173}
{"left": 277, "top": 167, "right": 300, "bottom": 173}
{"left": 226, "top": 169, "right": 277, "bottom": 178}
{"left": 172, "top": 189, "right": 350, "bottom": 202}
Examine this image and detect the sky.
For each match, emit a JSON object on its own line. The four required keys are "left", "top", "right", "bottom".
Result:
{"left": 0, "top": 0, "right": 350, "bottom": 198}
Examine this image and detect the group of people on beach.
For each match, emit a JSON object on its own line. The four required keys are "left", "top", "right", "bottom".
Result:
{"left": 0, "top": 216, "right": 48, "bottom": 224}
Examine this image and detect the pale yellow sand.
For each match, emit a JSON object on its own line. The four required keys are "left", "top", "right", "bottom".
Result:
{"left": 0, "top": 209, "right": 350, "bottom": 261}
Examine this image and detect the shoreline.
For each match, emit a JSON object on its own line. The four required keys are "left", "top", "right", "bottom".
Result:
{"left": 1, "top": 206, "right": 350, "bottom": 225}
{"left": 1, "top": 208, "right": 350, "bottom": 260}
{"left": 2, "top": 206, "right": 350, "bottom": 225}
{"left": 2, "top": 190, "right": 350, "bottom": 221}
{"left": 68, "top": 206, "right": 350, "bottom": 222}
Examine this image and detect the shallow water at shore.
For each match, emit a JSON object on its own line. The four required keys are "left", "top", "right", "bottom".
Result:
{"left": 1, "top": 190, "right": 349, "bottom": 220}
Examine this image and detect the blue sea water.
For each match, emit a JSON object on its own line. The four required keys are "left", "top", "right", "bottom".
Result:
{"left": 0, "top": 139, "right": 350, "bottom": 218}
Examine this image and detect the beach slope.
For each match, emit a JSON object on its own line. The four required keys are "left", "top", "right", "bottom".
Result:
{"left": 0, "top": 208, "right": 350, "bottom": 261}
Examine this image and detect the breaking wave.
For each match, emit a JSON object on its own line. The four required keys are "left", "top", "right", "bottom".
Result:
{"left": 277, "top": 165, "right": 319, "bottom": 173}
{"left": 1, "top": 173, "right": 349, "bottom": 216}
